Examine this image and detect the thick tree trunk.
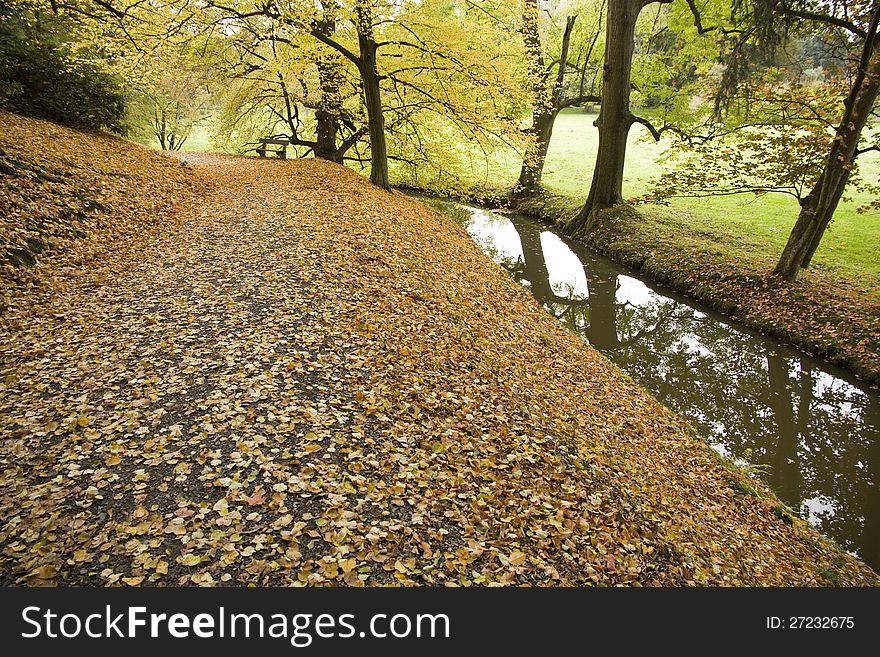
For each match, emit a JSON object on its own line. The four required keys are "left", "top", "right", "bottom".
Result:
{"left": 315, "top": 58, "right": 343, "bottom": 163}
{"left": 566, "top": 0, "right": 648, "bottom": 237}
{"left": 773, "top": 10, "right": 879, "bottom": 280}
{"left": 355, "top": 3, "right": 389, "bottom": 190}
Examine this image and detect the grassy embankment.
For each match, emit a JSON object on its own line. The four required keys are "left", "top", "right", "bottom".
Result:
{"left": 489, "top": 109, "right": 880, "bottom": 385}
{"left": 2, "top": 112, "right": 876, "bottom": 585}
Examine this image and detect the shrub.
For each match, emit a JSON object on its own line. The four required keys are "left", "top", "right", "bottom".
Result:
{"left": 0, "top": 7, "right": 126, "bottom": 132}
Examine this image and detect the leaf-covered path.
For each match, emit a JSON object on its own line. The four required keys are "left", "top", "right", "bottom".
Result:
{"left": 1, "top": 149, "right": 876, "bottom": 585}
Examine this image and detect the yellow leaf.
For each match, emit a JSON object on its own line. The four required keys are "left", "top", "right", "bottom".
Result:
{"left": 178, "top": 554, "right": 202, "bottom": 566}
{"left": 28, "top": 564, "right": 58, "bottom": 579}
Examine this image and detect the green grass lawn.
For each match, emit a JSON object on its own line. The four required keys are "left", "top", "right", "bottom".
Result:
{"left": 142, "top": 126, "right": 215, "bottom": 153}
{"left": 532, "top": 108, "right": 880, "bottom": 280}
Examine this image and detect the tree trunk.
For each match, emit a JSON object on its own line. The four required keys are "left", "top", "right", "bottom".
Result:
{"left": 315, "top": 9, "right": 344, "bottom": 163}
{"left": 772, "top": 8, "right": 880, "bottom": 280}
{"left": 566, "top": 0, "right": 650, "bottom": 237}
{"left": 156, "top": 108, "right": 167, "bottom": 151}
{"left": 315, "top": 59, "right": 343, "bottom": 163}
{"left": 517, "top": 7, "right": 576, "bottom": 193}
{"left": 518, "top": 110, "right": 557, "bottom": 191}
{"left": 355, "top": 2, "right": 389, "bottom": 190}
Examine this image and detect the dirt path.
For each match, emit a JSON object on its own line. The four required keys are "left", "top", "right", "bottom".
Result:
{"left": 1, "top": 153, "right": 876, "bottom": 585}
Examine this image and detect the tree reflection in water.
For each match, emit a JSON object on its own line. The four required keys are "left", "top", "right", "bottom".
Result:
{"left": 431, "top": 199, "right": 880, "bottom": 572}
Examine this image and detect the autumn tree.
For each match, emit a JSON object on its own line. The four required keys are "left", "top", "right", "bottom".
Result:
{"left": 308, "top": 0, "right": 527, "bottom": 190}
{"left": 203, "top": 3, "right": 366, "bottom": 162}
{"left": 516, "top": 0, "right": 604, "bottom": 193}
{"left": 302, "top": 0, "right": 390, "bottom": 185}
{"left": 200, "top": 1, "right": 526, "bottom": 191}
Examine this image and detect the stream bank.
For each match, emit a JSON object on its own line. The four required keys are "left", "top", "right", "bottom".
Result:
{"left": 510, "top": 192, "right": 880, "bottom": 387}
{"left": 417, "top": 196, "right": 880, "bottom": 572}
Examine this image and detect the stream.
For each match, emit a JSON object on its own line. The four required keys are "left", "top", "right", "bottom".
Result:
{"left": 421, "top": 196, "right": 880, "bottom": 572}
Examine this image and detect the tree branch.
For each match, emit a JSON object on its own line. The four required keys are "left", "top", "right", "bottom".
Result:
{"left": 559, "top": 94, "right": 601, "bottom": 109}
{"left": 629, "top": 114, "right": 670, "bottom": 141}
{"left": 784, "top": 8, "right": 865, "bottom": 38}
{"left": 308, "top": 29, "right": 362, "bottom": 68}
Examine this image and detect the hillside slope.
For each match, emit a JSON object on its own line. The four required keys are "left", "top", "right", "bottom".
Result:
{"left": 0, "top": 123, "right": 876, "bottom": 586}
{"left": 0, "top": 111, "right": 200, "bottom": 312}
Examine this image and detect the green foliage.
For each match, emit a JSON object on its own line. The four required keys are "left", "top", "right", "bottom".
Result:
{"left": 0, "top": 5, "right": 126, "bottom": 132}
{"left": 639, "top": 1, "right": 879, "bottom": 219}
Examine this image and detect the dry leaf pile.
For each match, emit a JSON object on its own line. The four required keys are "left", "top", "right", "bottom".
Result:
{"left": 1, "top": 118, "right": 876, "bottom": 586}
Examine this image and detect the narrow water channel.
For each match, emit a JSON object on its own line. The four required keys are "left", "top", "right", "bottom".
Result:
{"left": 422, "top": 197, "right": 880, "bottom": 572}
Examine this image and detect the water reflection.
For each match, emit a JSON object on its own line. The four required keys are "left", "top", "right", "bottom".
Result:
{"left": 433, "top": 200, "right": 880, "bottom": 571}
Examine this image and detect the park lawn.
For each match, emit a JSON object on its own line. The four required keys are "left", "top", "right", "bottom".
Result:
{"left": 522, "top": 108, "right": 880, "bottom": 282}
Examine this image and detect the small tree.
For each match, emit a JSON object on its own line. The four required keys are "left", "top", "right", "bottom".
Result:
{"left": 139, "top": 63, "right": 212, "bottom": 151}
